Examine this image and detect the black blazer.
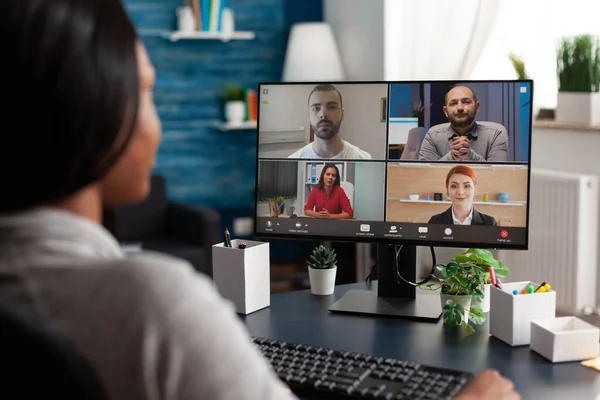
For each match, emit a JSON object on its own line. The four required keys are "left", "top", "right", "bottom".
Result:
{"left": 428, "top": 206, "right": 498, "bottom": 226}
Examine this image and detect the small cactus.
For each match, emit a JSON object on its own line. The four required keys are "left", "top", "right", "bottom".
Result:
{"left": 307, "top": 245, "right": 337, "bottom": 270}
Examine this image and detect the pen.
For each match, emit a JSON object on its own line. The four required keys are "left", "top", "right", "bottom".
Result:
{"left": 495, "top": 278, "right": 504, "bottom": 290}
{"left": 224, "top": 229, "right": 232, "bottom": 248}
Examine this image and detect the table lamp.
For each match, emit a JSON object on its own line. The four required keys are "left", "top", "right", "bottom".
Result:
{"left": 282, "top": 22, "right": 345, "bottom": 81}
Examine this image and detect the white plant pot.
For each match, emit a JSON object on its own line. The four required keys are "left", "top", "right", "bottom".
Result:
{"left": 472, "top": 284, "right": 490, "bottom": 313}
{"left": 224, "top": 101, "right": 246, "bottom": 123}
{"left": 440, "top": 293, "right": 472, "bottom": 324}
{"left": 308, "top": 266, "right": 337, "bottom": 295}
{"left": 556, "top": 92, "right": 600, "bottom": 125}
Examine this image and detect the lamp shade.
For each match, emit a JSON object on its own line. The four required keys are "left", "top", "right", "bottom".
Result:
{"left": 282, "top": 22, "right": 345, "bottom": 81}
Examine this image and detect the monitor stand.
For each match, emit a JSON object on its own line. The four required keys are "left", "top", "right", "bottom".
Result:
{"left": 328, "top": 244, "right": 442, "bottom": 321}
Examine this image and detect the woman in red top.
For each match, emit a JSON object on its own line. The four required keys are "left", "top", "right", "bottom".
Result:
{"left": 304, "top": 164, "right": 353, "bottom": 219}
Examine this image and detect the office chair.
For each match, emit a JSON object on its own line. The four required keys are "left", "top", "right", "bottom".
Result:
{"left": 400, "top": 127, "right": 428, "bottom": 160}
{"left": 0, "top": 296, "right": 107, "bottom": 399}
{"left": 103, "top": 174, "right": 221, "bottom": 278}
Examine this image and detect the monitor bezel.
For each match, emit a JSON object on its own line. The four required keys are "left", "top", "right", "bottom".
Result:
{"left": 252, "top": 79, "right": 534, "bottom": 251}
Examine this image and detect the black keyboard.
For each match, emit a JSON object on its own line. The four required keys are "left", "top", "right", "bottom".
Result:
{"left": 252, "top": 337, "right": 473, "bottom": 400}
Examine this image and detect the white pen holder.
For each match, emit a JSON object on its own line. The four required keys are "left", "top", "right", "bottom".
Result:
{"left": 212, "top": 239, "right": 270, "bottom": 315}
{"left": 489, "top": 281, "right": 556, "bottom": 346}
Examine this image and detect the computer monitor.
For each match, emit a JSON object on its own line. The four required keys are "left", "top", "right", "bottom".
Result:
{"left": 253, "top": 80, "right": 533, "bottom": 320}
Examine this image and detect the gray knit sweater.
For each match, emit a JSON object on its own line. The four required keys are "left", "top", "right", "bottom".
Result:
{"left": 0, "top": 207, "right": 296, "bottom": 400}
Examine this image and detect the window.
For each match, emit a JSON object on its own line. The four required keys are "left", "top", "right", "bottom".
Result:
{"left": 469, "top": 0, "right": 600, "bottom": 110}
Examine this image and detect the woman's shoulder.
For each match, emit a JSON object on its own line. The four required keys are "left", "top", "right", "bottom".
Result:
{"left": 428, "top": 207, "right": 451, "bottom": 224}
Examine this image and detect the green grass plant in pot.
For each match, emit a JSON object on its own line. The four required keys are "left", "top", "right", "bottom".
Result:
{"left": 555, "top": 34, "right": 600, "bottom": 124}
{"left": 307, "top": 245, "right": 337, "bottom": 295}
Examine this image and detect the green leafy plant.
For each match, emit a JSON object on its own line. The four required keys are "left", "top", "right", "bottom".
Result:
{"left": 508, "top": 52, "right": 529, "bottom": 80}
{"left": 222, "top": 84, "right": 245, "bottom": 102}
{"left": 275, "top": 196, "right": 285, "bottom": 206}
{"left": 307, "top": 245, "right": 337, "bottom": 270}
{"left": 557, "top": 34, "right": 600, "bottom": 92}
{"left": 422, "top": 248, "right": 510, "bottom": 335}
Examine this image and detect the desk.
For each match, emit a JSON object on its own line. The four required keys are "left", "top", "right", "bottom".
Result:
{"left": 242, "top": 282, "right": 600, "bottom": 399}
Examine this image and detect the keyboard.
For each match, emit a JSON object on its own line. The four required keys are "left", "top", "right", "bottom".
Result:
{"left": 252, "top": 337, "right": 473, "bottom": 400}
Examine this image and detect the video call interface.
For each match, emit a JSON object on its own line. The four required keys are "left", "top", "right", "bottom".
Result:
{"left": 254, "top": 80, "right": 533, "bottom": 249}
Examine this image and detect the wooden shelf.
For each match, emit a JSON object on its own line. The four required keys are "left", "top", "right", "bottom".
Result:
{"left": 389, "top": 198, "right": 526, "bottom": 206}
{"left": 213, "top": 120, "right": 257, "bottom": 131}
{"left": 164, "top": 31, "right": 255, "bottom": 42}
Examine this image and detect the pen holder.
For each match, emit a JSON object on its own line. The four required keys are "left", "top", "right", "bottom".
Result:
{"left": 489, "top": 281, "right": 556, "bottom": 346}
{"left": 212, "top": 239, "right": 270, "bottom": 315}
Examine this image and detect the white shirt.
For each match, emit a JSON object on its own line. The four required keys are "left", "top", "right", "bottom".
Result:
{"left": 452, "top": 207, "right": 474, "bottom": 225}
{"left": 288, "top": 140, "right": 372, "bottom": 159}
{"left": 0, "top": 207, "right": 296, "bottom": 400}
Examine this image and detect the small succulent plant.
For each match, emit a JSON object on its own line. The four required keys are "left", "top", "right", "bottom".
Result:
{"left": 307, "top": 245, "right": 337, "bottom": 270}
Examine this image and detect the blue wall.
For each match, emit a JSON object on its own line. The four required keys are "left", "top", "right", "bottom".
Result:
{"left": 125, "top": 0, "right": 287, "bottom": 210}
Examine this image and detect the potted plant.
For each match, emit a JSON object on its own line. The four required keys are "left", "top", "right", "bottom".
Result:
{"left": 423, "top": 248, "right": 510, "bottom": 335}
{"left": 555, "top": 34, "right": 600, "bottom": 125}
{"left": 222, "top": 84, "right": 246, "bottom": 123}
{"left": 275, "top": 196, "right": 286, "bottom": 215}
{"left": 508, "top": 52, "right": 529, "bottom": 80}
{"left": 307, "top": 245, "right": 337, "bottom": 295}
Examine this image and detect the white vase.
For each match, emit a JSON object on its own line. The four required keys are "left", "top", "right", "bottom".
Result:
{"left": 176, "top": 6, "right": 195, "bottom": 32}
{"left": 440, "top": 293, "right": 472, "bottom": 323}
{"left": 472, "top": 284, "right": 491, "bottom": 313}
{"left": 308, "top": 266, "right": 337, "bottom": 295}
{"left": 224, "top": 101, "right": 246, "bottom": 123}
{"left": 556, "top": 92, "right": 600, "bottom": 125}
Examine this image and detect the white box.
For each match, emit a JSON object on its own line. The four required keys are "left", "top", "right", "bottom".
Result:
{"left": 489, "top": 281, "right": 556, "bottom": 346}
{"left": 212, "top": 239, "right": 270, "bottom": 315}
{"left": 530, "top": 317, "right": 600, "bottom": 363}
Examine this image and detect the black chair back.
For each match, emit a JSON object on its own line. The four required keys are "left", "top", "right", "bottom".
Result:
{"left": 0, "top": 297, "right": 107, "bottom": 399}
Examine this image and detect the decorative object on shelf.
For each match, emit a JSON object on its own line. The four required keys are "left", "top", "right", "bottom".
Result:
{"left": 420, "top": 248, "right": 510, "bottom": 335}
{"left": 268, "top": 198, "right": 279, "bottom": 217}
{"left": 556, "top": 34, "right": 600, "bottom": 125}
{"left": 434, "top": 193, "right": 443, "bottom": 201}
{"left": 425, "top": 193, "right": 431, "bottom": 200}
{"left": 176, "top": 5, "right": 196, "bottom": 33}
{"left": 483, "top": 193, "right": 489, "bottom": 202}
{"left": 275, "top": 196, "right": 286, "bottom": 215}
{"left": 307, "top": 245, "right": 337, "bottom": 295}
{"left": 498, "top": 192, "right": 510, "bottom": 203}
{"left": 408, "top": 193, "right": 420, "bottom": 201}
{"left": 165, "top": 1, "right": 255, "bottom": 42}
{"left": 222, "top": 84, "right": 246, "bottom": 124}
{"left": 282, "top": 22, "right": 344, "bottom": 81}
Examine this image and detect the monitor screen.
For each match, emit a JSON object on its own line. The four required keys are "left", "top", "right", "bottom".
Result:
{"left": 254, "top": 80, "right": 533, "bottom": 250}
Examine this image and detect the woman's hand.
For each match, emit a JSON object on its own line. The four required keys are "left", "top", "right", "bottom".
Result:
{"left": 316, "top": 208, "right": 330, "bottom": 218}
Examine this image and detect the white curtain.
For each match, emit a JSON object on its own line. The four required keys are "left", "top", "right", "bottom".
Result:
{"left": 384, "top": 0, "right": 501, "bottom": 80}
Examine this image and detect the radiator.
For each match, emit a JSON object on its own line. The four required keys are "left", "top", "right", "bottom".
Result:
{"left": 497, "top": 168, "right": 599, "bottom": 314}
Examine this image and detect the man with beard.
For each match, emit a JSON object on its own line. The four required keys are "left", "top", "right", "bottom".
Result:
{"left": 288, "top": 84, "right": 372, "bottom": 159}
{"left": 418, "top": 85, "right": 508, "bottom": 162}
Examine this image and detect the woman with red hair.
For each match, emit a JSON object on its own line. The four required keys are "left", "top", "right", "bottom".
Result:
{"left": 428, "top": 165, "right": 497, "bottom": 226}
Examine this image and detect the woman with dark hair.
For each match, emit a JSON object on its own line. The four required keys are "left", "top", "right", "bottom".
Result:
{"left": 0, "top": 1, "right": 293, "bottom": 399}
{"left": 0, "top": 1, "right": 519, "bottom": 399}
{"left": 304, "top": 163, "right": 353, "bottom": 219}
{"left": 428, "top": 165, "right": 498, "bottom": 226}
